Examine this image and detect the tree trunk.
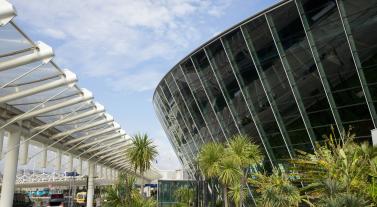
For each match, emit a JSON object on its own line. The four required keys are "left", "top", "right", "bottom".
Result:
{"left": 239, "top": 175, "right": 243, "bottom": 207}
{"left": 212, "top": 179, "right": 216, "bottom": 207}
{"left": 140, "top": 173, "right": 144, "bottom": 197}
{"left": 239, "top": 171, "right": 246, "bottom": 207}
{"left": 223, "top": 186, "right": 228, "bottom": 207}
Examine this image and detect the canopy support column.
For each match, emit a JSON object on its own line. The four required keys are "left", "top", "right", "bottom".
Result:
{"left": 68, "top": 154, "right": 73, "bottom": 172}
{"left": 41, "top": 144, "right": 47, "bottom": 168}
{"left": 86, "top": 161, "right": 95, "bottom": 207}
{"left": 56, "top": 150, "right": 62, "bottom": 172}
{"left": 0, "top": 129, "right": 5, "bottom": 160}
{"left": 0, "top": 129, "right": 21, "bottom": 207}
{"left": 99, "top": 165, "right": 103, "bottom": 178}
{"left": 19, "top": 137, "right": 29, "bottom": 165}
{"left": 78, "top": 158, "right": 83, "bottom": 175}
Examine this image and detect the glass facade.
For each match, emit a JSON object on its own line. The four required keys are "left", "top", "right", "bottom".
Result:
{"left": 158, "top": 180, "right": 197, "bottom": 207}
{"left": 153, "top": 0, "right": 377, "bottom": 178}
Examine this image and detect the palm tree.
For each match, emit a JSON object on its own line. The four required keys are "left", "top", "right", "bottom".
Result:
{"left": 127, "top": 133, "right": 158, "bottom": 196}
{"left": 228, "top": 183, "right": 247, "bottom": 207}
{"left": 226, "top": 134, "right": 263, "bottom": 206}
{"left": 198, "top": 135, "right": 263, "bottom": 207}
{"left": 198, "top": 142, "right": 224, "bottom": 206}
{"left": 218, "top": 153, "right": 242, "bottom": 207}
{"left": 198, "top": 142, "right": 224, "bottom": 179}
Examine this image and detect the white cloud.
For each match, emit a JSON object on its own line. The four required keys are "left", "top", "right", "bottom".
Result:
{"left": 42, "top": 28, "right": 66, "bottom": 39}
{"left": 9, "top": 0, "right": 235, "bottom": 171}
{"left": 109, "top": 69, "right": 164, "bottom": 93}
{"left": 11, "top": 0, "right": 233, "bottom": 91}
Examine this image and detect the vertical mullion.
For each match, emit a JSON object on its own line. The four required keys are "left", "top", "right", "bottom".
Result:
{"left": 153, "top": 102, "right": 186, "bottom": 168}
{"left": 158, "top": 86, "right": 198, "bottom": 164}
{"left": 240, "top": 26, "right": 295, "bottom": 158}
{"left": 162, "top": 79, "right": 201, "bottom": 156}
{"left": 179, "top": 65, "right": 216, "bottom": 143}
{"left": 190, "top": 57, "right": 229, "bottom": 142}
{"left": 156, "top": 91, "right": 196, "bottom": 175}
{"left": 220, "top": 36, "right": 276, "bottom": 166}
{"left": 265, "top": 13, "right": 317, "bottom": 150}
{"left": 170, "top": 72, "right": 206, "bottom": 145}
{"left": 163, "top": 76, "right": 208, "bottom": 179}
{"left": 203, "top": 46, "right": 257, "bottom": 206}
{"left": 294, "top": 0, "right": 344, "bottom": 140}
{"left": 155, "top": 95, "right": 195, "bottom": 178}
{"left": 154, "top": 96, "right": 195, "bottom": 178}
{"left": 203, "top": 47, "right": 242, "bottom": 134}
{"left": 336, "top": 0, "right": 377, "bottom": 128}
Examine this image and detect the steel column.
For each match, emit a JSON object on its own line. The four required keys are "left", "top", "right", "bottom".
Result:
{"left": 221, "top": 36, "right": 276, "bottom": 165}
{"left": 0, "top": 129, "right": 21, "bottom": 207}
{"left": 154, "top": 94, "right": 195, "bottom": 178}
{"left": 190, "top": 57, "right": 228, "bottom": 140}
{"left": 265, "top": 14, "right": 317, "bottom": 149}
{"left": 294, "top": 0, "right": 344, "bottom": 139}
{"left": 170, "top": 72, "right": 206, "bottom": 144}
{"left": 158, "top": 87, "right": 198, "bottom": 168}
{"left": 78, "top": 158, "right": 83, "bottom": 175}
{"left": 41, "top": 144, "right": 47, "bottom": 168}
{"left": 336, "top": 0, "right": 377, "bottom": 127}
{"left": 161, "top": 81, "right": 201, "bottom": 158}
{"left": 203, "top": 47, "right": 242, "bottom": 135}
{"left": 240, "top": 26, "right": 295, "bottom": 158}
{"left": 86, "top": 162, "right": 95, "bottom": 207}
{"left": 0, "top": 129, "right": 5, "bottom": 160}
{"left": 56, "top": 150, "right": 62, "bottom": 172}
{"left": 178, "top": 65, "right": 216, "bottom": 142}
{"left": 19, "top": 136, "right": 29, "bottom": 165}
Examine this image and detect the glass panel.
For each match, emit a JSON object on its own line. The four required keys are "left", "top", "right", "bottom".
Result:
{"left": 269, "top": 2, "right": 336, "bottom": 140}
{"left": 243, "top": 16, "right": 312, "bottom": 151}
{"left": 192, "top": 50, "right": 239, "bottom": 140}
{"left": 300, "top": 0, "right": 374, "bottom": 139}
{"left": 224, "top": 27, "right": 290, "bottom": 161}
{"left": 206, "top": 40, "right": 261, "bottom": 143}
{"left": 155, "top": 91, "right": 195, "bottom": 166}
{"left": 342, "top": 0, "right": 377, "bottom": 121}
{"left": 172, "top": 66, "right": 213, "bottom": 144}
{"left": 157, "top": 180, "right": 197, "bottom": 207}
{"left": 165, "top": 74, "right": 201, "bottom": 155}
{"left": 181, "top": 59, "right": 227, "bottom": 143}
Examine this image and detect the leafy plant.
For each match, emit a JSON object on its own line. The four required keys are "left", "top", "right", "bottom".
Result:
{"left": 174, "top": 186, "right": 194, "bottom": 207}
{"left": 290, "top": 127, "right": 377, "bottom": 206}
{"left": 103, "top": 172, "right": 157, "bottom": 207}
{"left": 249, "top": 168, "right": 301, "bottom": 207}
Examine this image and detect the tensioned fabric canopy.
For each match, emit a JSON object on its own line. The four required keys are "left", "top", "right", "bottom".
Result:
{"left": 0, "top": 0, "right": 160, "bottom": 180}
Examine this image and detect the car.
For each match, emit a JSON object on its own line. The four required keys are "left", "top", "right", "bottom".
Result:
{"left": 47, "top": 193, "right": 65, "bottom": 207}
{"left": 13, "top": 193, "right": 33, "bottom": 207}
{"left": 75, "top": 192, "right": 96, "bottom": 206}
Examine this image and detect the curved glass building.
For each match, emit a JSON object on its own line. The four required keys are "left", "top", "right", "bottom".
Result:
{"left": 153, "top": 0, "right": 377, "bottom": 176}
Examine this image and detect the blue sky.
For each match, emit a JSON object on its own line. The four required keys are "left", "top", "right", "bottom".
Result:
{"left": 10, "top": 0, "right": 278, "bottom": 170}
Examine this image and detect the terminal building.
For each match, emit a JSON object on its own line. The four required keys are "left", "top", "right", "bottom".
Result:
{"left": 153, "top": 0, "right": 377, "bottom": 176}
